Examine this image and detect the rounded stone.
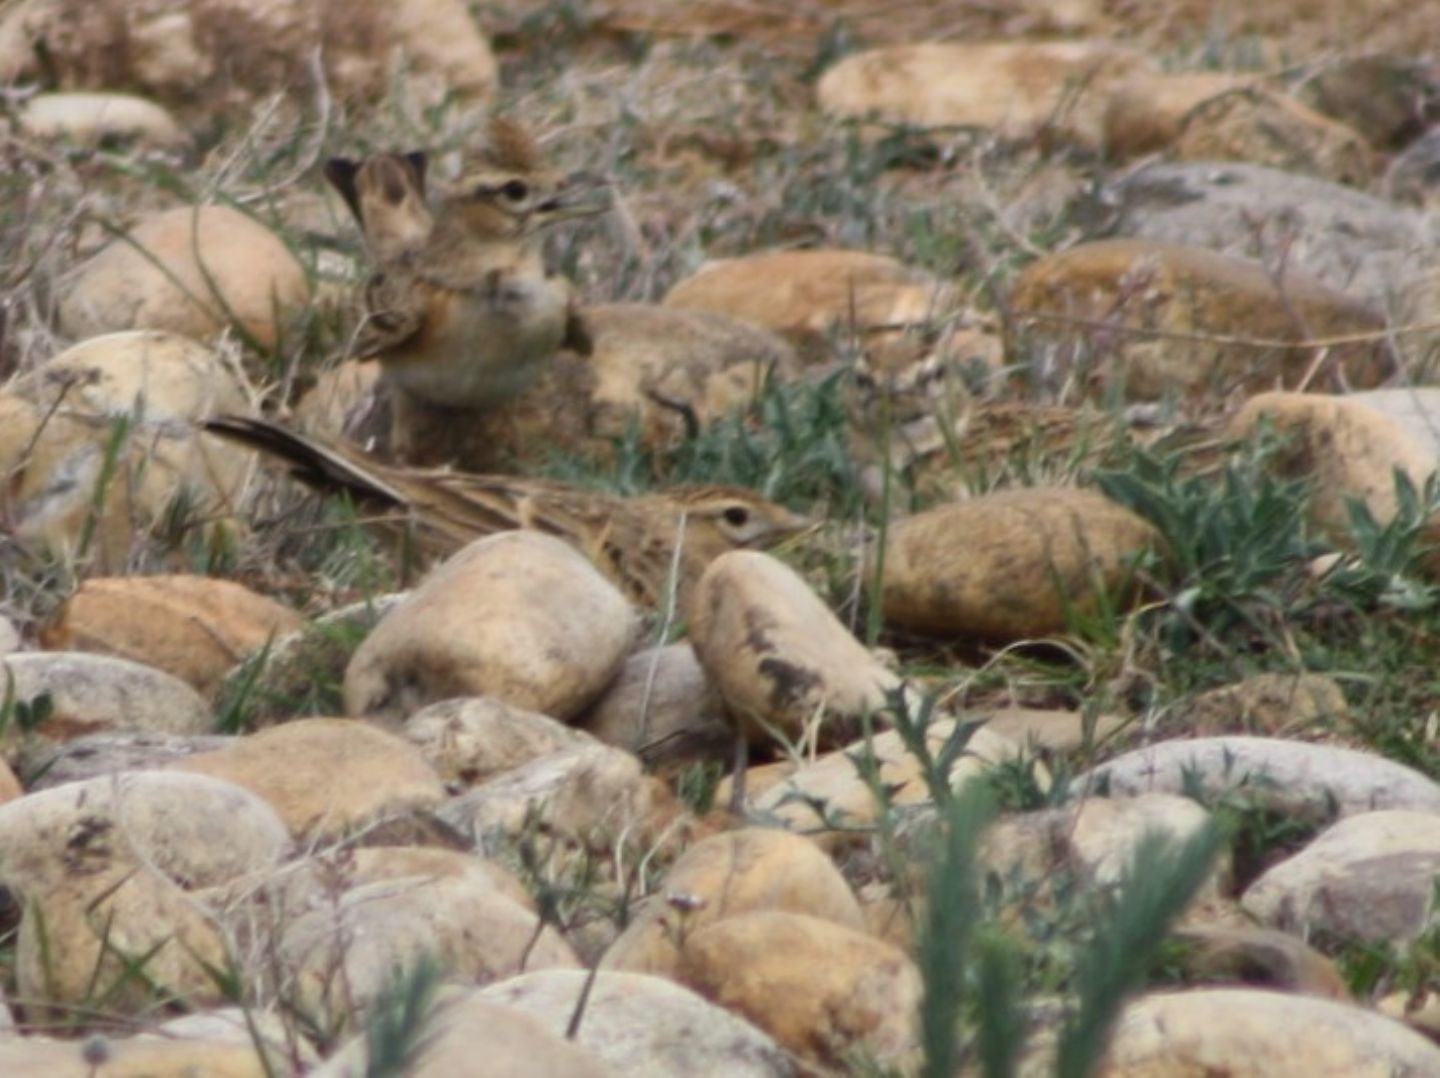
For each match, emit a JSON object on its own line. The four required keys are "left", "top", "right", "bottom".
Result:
{"left": 57, "top": 205, "right": 310, "bottom": 348}
{"left": 817, "top": 40, "right": 1151, "bottom": 147}
{"left": 344, "top": 533, "right": 640, "bottom": 723}
{"left": 690, "top": 550, "right": 902, "bottom": 748}
{"left": 170, "top": 717, "right": 446, "bottom": 840}
{"left": 18, "top": 91, "right": 188, "bottom": 149}
{"left": 677, "top": 910, "right": 921, "bottom": 1073}
{"left": 0, "top": 651, "right": 212, "bottom": 744}
{"left": 875, "top": 487, "right": 1163, "bottom": 642}
{"left": 604, "top": 827, "right": 865, "bottom": 976}
{"left": 42, "top": 575, "right": 304, "bottom": 700}
{"left": 480, "top": 969, "right": 791, "bottom": 1078}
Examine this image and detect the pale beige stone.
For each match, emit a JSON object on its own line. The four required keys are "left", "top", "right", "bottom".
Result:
{"left": 1227, "top": 392, "right": 1436, "bottom": 547}
{"left": 18, "top": 91, "right": 188, "bottom": 149}
{"left": 1008, "top": 238, "right": 1388, "bottom": 399}
{"left": 57, "top": 205, "right": 310, "bottom": 348}
{"left": 583, "top": 304, "right": 798, "bottom": 446}
{"left": 980, "top": 706, "right": 1126, "bottom": 751}
{"left": 0, "top": 651, "right": 211, "bottom": 744}
{"left": 20, "top": 731, "right": 234, "bottom": 790}
{"left": 405, "top": 696, "right": 596, "bottom": 788}
{"left": 0, "top": 391, "right": 246, "bottom": 569}
{"left": 677, "top": 910, "right": 921, "bottom": 1072}
{"left": 743, "top": 719, "right": 1020, "bottom": 840}
{"left": 876, "top": 487, "right": 1162, "bottom": 642}
{"left": 1243, "top": 810, "right": 1440, "bottom": 944}
{"left": 439, "top": 743, "right": 672, "bottom": 852}
{"left": 42, "top": 575, "right": 303, "bottom": 699}
{"left": 16, "top": 860, "right": 230, "bottom": 1021}
{"left": 480, "top": 969, "right": 791, "bottom": 1077}
{"left": 1173, "top": 87, "right": 1375, "bottom": 185}
{"left": 604, "top": 827, "right": 864, "bottom": 976}
{"left": 277, "top": 866, "right": 578, "bottom": 1031}
{"left": 0, "top": 770, "right": 289, "bottom": 894}
{"left": 1078, "top": 736, "right": 1440, "bottom": 818}
{"left": 578, "top": 644, "right": 731, "bottom": 773}
{"left": 1104, "top": 71, "right": 1248, "bottom": 157}
{"left": 313, "top": 990, "right": 611, "bottom": 1078}
{"left": 345, "top": 533, "right": 639, "bottom": 723}
{"left": 690, "top": 550, "right": 902, "bottom": 747}
{"left": 13, "top": 330, "right": 248, "bottom": 423}
{"left": 0, "top": 1034, "right": 271, "bottom": 1076}
{"left": 1104, "top": 988, "right": 1440, "bottom": 1075}
{"left": 817, "top": 40, "right": 1152, "bottom": 147}
{"left": 664, "top": 248, "right": 955, "bottom": 359}
{"left": 171, "top": 718, "right": 445, "bottom": 839}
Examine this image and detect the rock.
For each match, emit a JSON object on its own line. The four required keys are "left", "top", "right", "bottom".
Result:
{"left": 293, "top": 359, "right": 385, "bottom": 442}
{"left": 218, "top": 594, "right": 406, "bottom": 728}
{"left": 20, "top": 731, "right": 234, "bottom": 790}
{"left": 345, "top": 533, "right": 639, "bottom": 723}
{"left": 577, "top": 644, "right": 732, "bottom": 773}
{"left": 1104, "top": 161, "right": 1440, "bottom": 305}
{"left": 1077, "top": 736, "right": 1440, "bottom": 819}
{"left": 405, "top": 696, "right": 596, "bottom": 788}
{"left": 875, "top": 487, "right": 1162, "bottom": 642}
{"left": 604, "top": 828, "right": 864, "bottom": 976}
{"left": 663, "top": 248, "right": 957, "bottom": 364}
{"left": 313, "top": 990, "right": 612, "bottom": 1078}
{"left": 274, "top": 859, "right": 578, "bottom": 1032}
{"left": 693, "top": 550, "right": 906, "bottom": 748}
{"left": 0, "top": 651, "right": 211, "bottom": 744}
{"left": 677, "top": 910, "right": 921, "bottom": 1072}
{"left": 0, "top": 1030, "right": 273, "bottom": 1075}
{"left": 0, "top": 390, "right": 245, "bottom": 569}
{"left": 480, "top": 969, "right": 792, "bottom": 1078}
{"left": 1343, "top": 387, "right": 1440, "bottom": 459}
{"left": 438, "top": 743, "right": 671, "bottom": 854}
{"left": 0, "top": 0, "right": 495, "bottom": 115}
{"left": 739, "top": 719, "right": 1019, "bottom": 840}
{"left": 988, "top": 793, "right": 1218, "bottom": 894}
{"left": 1226, "top": 392, "right": 1435, "bottom": 547}
{"left": 42, "top": 575, "right": 304, "bottom": 700}
{"left": 817, "top": 41, "right": 1151, "bottom": 148}
{"left": 1103, "top": 72, "right": 1248, "bottom": 157}
{"left": 1173, "top": 925, "right": 1349, "bottom": 999}
{"left": 1008, "top": 239, "right": 1388, "bottom": 400}
{"left": 17, "top": 91, "right": 188, "bottom": 150}
{"left": 170, "top": 718, "right": 445, "bottom": 839}
{"left": 1242, "top": 810, "right": 1440, "bottom": 944}
{"left": 1105, "top": 988, "right": 1440, "bottom": 1074}
{"left": 979, "top": 706, "right": 1126, "bottom": 751}
{"left": 1170, "top": 87, "right": 1374, "bottom": 185}
{"left": 0, "top": 770, "right": 289, "bottom": 893}
{"left": 0, "top": 615, "right": 19, "bottom": 656}
{"left": 582, "top": 304, "right": 799, "bottom": 446}
{"left": 15, "top": 331, "right": 249, "bottom": 421}
{"left": 1174, "top": 672, "right": 1348, "bottom": 736}
{"left": 16, "top": 859, "right": 230, "bottom": 1021}
{"left": 56, "top": 205, "right": 310, "bottom": 348}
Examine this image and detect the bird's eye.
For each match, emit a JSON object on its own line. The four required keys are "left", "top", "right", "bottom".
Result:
{"left": 721, "top": 505, "right": 751, "bottom": 528}
{"left": 500, "top": 179, "right": 530, "bottom": 201}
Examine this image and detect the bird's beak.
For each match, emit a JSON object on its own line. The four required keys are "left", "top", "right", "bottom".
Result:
{"left": 536, "top": 172, "right": 613, "bottom": 222}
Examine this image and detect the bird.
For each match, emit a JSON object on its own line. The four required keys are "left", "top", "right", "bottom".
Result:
{"left": 205, "top": 415, "right": 815, "bottom": 613}
{"left": 323, "top": 119, "right": 609, "bottom": 467}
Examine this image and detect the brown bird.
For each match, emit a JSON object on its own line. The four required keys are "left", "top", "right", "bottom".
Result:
{"left": 206, "top": 416, "right": 813, "bottom": 612}
{"left": 324, "top": 119, "right": 608, "bottom": 465}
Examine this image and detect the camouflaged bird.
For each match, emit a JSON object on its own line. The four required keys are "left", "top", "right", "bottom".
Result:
{"left": 324, "top": 119, "right": 608, "bottom": 465}
{"left": 206, "top": 415, "right": 812, "bottom": 612}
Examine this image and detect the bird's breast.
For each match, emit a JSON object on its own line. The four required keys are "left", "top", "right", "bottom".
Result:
{"left": 384, "top": 276, "right": 572, "bottom": 408}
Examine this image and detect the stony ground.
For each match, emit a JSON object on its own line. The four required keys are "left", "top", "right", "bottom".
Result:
{"left": 4, "top": 0, "right": 1440, "bottom": 1075}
